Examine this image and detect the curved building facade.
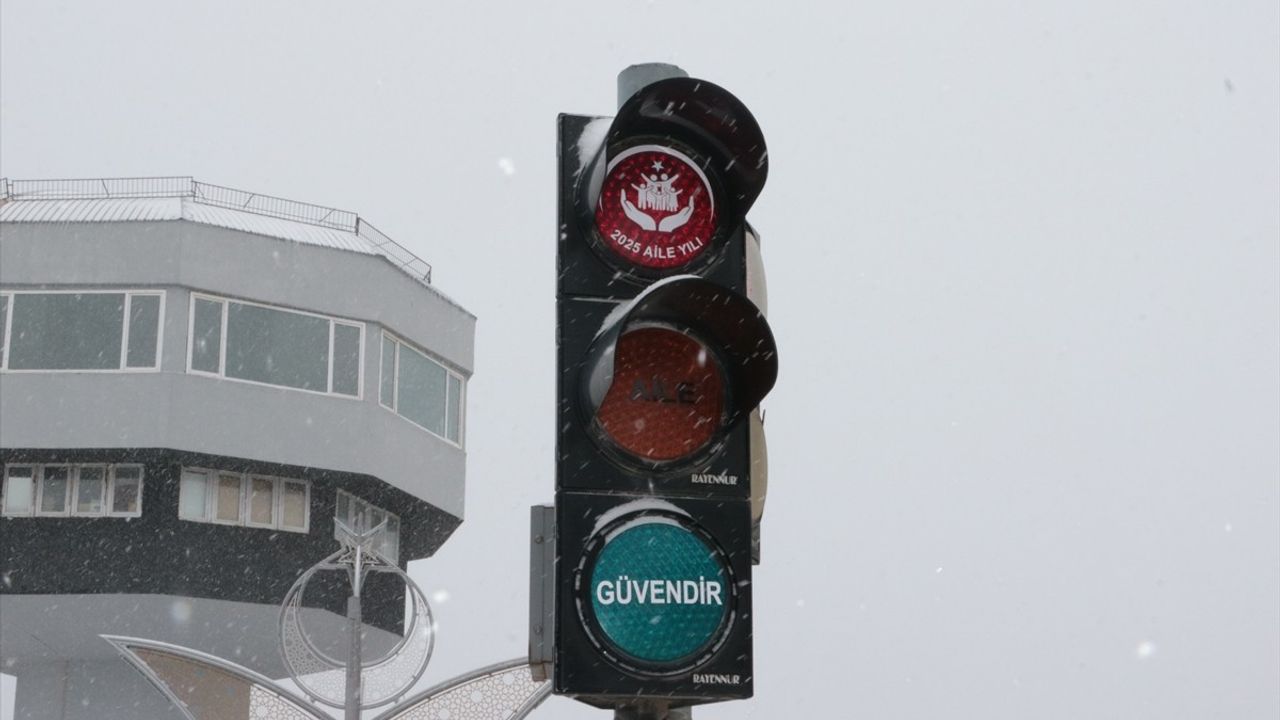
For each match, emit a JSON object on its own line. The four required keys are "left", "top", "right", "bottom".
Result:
{"left": 0, "top": 178, "right": 475, "bottom": 719}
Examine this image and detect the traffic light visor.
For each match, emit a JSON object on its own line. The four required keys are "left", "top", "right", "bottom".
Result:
{"left": 610, "top": 77, "right": 768, "bottom": 217}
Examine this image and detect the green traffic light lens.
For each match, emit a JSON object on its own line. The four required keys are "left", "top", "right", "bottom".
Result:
{"left": 581, "top": 512, "right": 734, "bottom": 671}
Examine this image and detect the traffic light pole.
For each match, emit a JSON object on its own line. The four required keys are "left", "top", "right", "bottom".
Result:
{"left": 612, "top": 60, "right": 696, "bottom": 720}
{"left": 612, "top": 61, "right": 690, "bottom": 720}
{"left": 616, "top": 63, "right": 688, "bottom": 107}
{"left": 615, "top": 702, "right": 693, "bottom": 720}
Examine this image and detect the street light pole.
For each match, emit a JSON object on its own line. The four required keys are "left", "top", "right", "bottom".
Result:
{"left": 345, "top": 538, "right": 365, "bottom": 720}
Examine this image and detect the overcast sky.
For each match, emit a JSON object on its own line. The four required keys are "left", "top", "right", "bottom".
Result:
{"left": 2, "top": 1, "right": 1278, "bottom": 718}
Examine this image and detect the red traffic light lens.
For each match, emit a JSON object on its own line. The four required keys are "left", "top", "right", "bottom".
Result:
{"left": 594, "top": 325, "right": 725, "bottom": 463}
{"left": 594, "top": 145, "right": 718, "bottom": 270}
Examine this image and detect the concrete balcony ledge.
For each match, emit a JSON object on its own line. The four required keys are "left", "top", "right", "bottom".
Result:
{"left": 0, "top": 371, "right": 464, "bottom": 519}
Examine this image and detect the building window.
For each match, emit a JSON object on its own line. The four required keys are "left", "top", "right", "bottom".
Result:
{"left": 380, "top": 333, "right": 465, "bottom": 445}
{"left": 1, "top": 464, "right": 144, "bottom": 517}
{"left": 2, "top": 467, "right": 34, "bottom": 515}
{"left": 75, "top": 466, "right": 107, "bottom": 514}
{"left": 0, "top": 294, "right": 8, "bottom": 369}
{"left": 111, "top": 466, "right": 143, "bottom": 515}
{"left": 188, "top": 294, "right": 363, "bottom": 398}
{"left": 0, "top": 291, "right": 163, "bottom": 372}
{"left": 335, "top": 489, "right": 400, "bottom": 562}
{"left": 38, "top": 466, "right": 71, "bottom": 515}
{"left": 179, "top": 468, "right": 309, "bottom": 532}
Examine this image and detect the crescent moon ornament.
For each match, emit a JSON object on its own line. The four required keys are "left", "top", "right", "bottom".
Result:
{"left": 279, "top": 519, "right": 436, "bottom": 710}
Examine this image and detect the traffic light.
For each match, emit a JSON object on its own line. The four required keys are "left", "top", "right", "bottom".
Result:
{"left": 541, "top": 76, "right": 776, "bottom": 709}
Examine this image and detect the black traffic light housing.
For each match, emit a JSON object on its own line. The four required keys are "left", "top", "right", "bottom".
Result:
{"left": 546, "top": 76, "right": 774, "bottom": 709}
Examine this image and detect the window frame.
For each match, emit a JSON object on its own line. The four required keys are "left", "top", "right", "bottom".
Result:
{"left": 279, "top": 479, "right": 311, "bottom": 532}
{"left": 186, "top": 293, "right": 365, "bottom": 400}
{"left": 0, "top": 463, "right": 143, "bottom": 518}
{"left": 329, "top": 320, "right": 364, "bottom": 398}
{"left": 35, "top": 465, "right": 73, "bottom": 517}
{"left": 379, "top": 331, "right": 466, "bottom": 448}
{"left": 178, "top": 468, "right": 210, "bottom": 521}
{"left": 212, "top": 472, "right": 246, "bottom": 526}
{"left": 0, "top": 289, "right": 166, "bottom": 373}
{"left": 107, "top": 465, "right": 145, "bottom": 518}
{"left": 0, "top": 293, "right": 10, "bottom": 370}
{"left": 73, "top": 464, "right": 109, "bottom": 516}
{"left": 178, "top": 467, "right": 310, "bottom": 533}
{"left": 1, "top": 465, "right": 36, "bottom": 516}
{"left": 246, "top": 475, "right": 278, "bottom": 529}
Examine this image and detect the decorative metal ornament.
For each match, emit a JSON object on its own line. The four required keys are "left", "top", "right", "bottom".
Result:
{"left": 106, "top": 636, "right": 550, "bottom": 720}
{"left": 371, "top": 660, "right": 552, "bottom": 720}
{"left": 279, "top": 519, "right": 435, "bottom": 712}
{"left": 105, "top": 520, "right": 551, "bottom": 719}
{"left": 105, "top": 635, "right": 327, "bottom": 720}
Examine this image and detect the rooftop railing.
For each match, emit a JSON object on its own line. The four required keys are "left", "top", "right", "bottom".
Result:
{"left": 0, "top": 176, "right": 432, "bottom": 284}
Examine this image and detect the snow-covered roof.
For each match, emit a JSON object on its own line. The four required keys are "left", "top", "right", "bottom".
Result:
{"left": 0, "top": 177, "right": 466, "bottom": 312}
{"left": 0, "top": 195, "right": 382, "bottom": 254}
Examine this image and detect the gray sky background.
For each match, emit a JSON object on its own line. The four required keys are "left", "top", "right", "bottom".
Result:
{"left": 2, "top": 1, "right": 1278, "bottom": 718}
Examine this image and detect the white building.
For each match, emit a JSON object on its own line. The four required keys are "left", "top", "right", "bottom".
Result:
{"left": 0, "top": 177, "right": 475, "bottom": 719}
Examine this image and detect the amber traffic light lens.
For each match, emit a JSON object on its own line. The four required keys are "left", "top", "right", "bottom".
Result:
{"left": 594, "top": 326, "right": 725, "bottom": 463}
{"left": 594, "top": 145, "right": 718, "bottom": 271}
